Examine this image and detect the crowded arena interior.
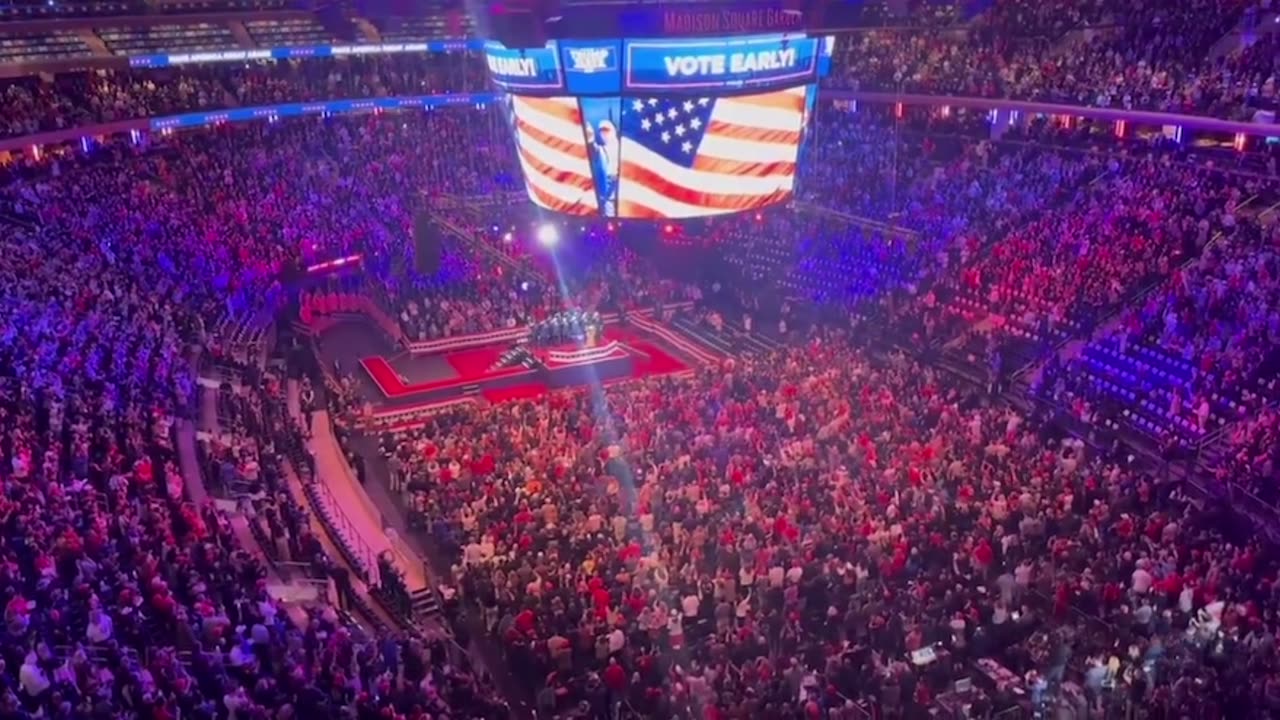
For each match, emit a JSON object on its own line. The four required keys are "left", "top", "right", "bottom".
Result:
{"left": 0, "top": 0, "right": 1279, "bottom": 719}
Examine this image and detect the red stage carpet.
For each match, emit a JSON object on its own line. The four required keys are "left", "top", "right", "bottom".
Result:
{"left": 482, "top": 383, "right": 548, "bottom": 403}
{"left": 629, "top": 340, "right": 689, "bottom": 376}
{"left": 363, "top": 323, "right": 694, "bottom": 406}
{"left": 446, "top": 346, "right": 504, "bottom": 379}
{"left": 361, "top": 355, "right": 529, "bottom": 398}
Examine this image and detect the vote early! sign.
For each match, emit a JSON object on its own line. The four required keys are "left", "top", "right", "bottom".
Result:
{"left": 483, "top": 41, "right": 564, "bottom": 91}
{"left": 624, "top": 34, "right": 819, "bottom": 92}
{"left": 482, "top": 33, "right": 825, "bottom": 96}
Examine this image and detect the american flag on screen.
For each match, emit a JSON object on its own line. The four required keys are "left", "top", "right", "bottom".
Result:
{"left": 510, "top": 95, "right": 599, "bottom": 215}
{"left": 616, "top": 86, "right": 805, "bottom": 219}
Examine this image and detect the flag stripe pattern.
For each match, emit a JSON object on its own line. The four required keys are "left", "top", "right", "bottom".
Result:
{"left": 617, "top": 86, "right": 806, "bottom": 219}
{"left": 510, "top": 95, "right": 598, "bottom": 215}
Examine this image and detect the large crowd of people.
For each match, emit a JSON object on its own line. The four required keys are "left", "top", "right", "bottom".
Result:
{"left": 308, "top": 105, "right": 1278, "bottom": 720}
{"left": 0, "top": 7, "right": 1279, "bottom": 716}
{"left": 907, "top": 157, "right": 1236, "bottom": 371}
{"left": 377, "top": 336, "right": 1280, "bottom": 719}
{"left": 828, "top": 0, "right": 1277, "bottom": 119}
{"left": 749, "top": 110, "right": 1106, "bottom": 308}
{"left": 0, "top": 53, "right": 487, "bottom": 139}
{"left": 1037, "top": 197, "right": 1280, "bottom": 446}
{"left": 0, "top": 0, "right": 1277, "bottom": 142}
{"left": 0, "top": 107, "right": 530, "bottom": 718}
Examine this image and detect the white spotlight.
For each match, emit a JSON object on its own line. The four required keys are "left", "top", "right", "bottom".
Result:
{"left": 535, "top": 223, "right": 560, "bottom": 248}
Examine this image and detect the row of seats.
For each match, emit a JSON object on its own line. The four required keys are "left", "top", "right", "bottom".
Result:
{"left": 0, "top": 30, "right": 92, "bottom": 63}
{"left": 0, "top": 0, "right": 143, "bottom": 19}
{"left": 0, "top": 0, "right": 291, "bottom": 19}
{"left": 98, "top": 22, "right": 239, "bottom": 54}
{"left": 376, "top": 12, "right": 473, "bottom": 40}
{"left": 1043, "top": 218, "right": 1280, "bottom": 444}
{"left": 160, "top": 0, "right": 291, "bottom": 12}
{"left": 0, "top": 18, "right": 341, "bottom": 60}
{"left": 825, "top": 1, "right": 1273, "bottom": 121}
{"left": 244, "top": 17, "right": 332, "bottom": 47}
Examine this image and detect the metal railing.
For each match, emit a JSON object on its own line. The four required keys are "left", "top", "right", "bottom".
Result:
{"left": 305, "top": 464, "right": 381, "bottom": 588}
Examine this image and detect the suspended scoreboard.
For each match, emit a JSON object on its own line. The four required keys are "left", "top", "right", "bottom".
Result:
{"left": 484, "top": 32, "right": 834, "bottom": 219}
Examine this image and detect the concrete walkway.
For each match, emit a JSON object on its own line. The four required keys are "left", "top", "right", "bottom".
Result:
{"left": 307, "top": 410, "right": 429, "bottom": 591}
{"left": 174, "top": 418, "right": 208, "bottom": 505}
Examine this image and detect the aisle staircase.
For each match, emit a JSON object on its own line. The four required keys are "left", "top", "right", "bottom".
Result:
{"left": 1206, "top": 10, "right": 1279, "bottom": 60}
{"left": 351, "top": 17, "right": 382, "bottom": 43}
{"left": 228, "top": 21, "right": 255, "bottom": 48}
{"left": 429, "top": 208, "right": 524, "bottom": 275}
{"left": 627, "top": 313, "right": 719, "bottom": 365}
{"left": 668, "top": 316, "right": 778, "bottom": 358}
{"left": 77, "top": 27, "right": 111, "bottom": 56}
{"left": 0, "top": 209, "right": 38, "bottom": 232}
{"left": 410, "top": 587, "right": 442, "bottom": 620}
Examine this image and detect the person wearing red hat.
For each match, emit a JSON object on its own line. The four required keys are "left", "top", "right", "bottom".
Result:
{"left": 602, "top": 657, "right": 627, "bottom": 694}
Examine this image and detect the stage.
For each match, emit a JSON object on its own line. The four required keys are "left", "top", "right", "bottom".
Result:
{"left": 353, "top": 325, "right": 695, "bottom": 418}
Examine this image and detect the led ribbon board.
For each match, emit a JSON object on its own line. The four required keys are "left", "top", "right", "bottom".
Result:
{"left": 483, "top": 41, "right": 564, "bottom": 92}
{"left": 624, "top": 34, "right": 819, "bottom": 92}
{"left": 129, "top": 40, "right": 483, "bottom": 67}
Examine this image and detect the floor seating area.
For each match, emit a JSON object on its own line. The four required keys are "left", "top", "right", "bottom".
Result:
{"left": 97, "top": 22, "right": 239, "bottom": 54}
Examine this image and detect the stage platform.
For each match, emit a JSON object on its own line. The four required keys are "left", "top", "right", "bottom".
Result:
{"left": 361, "top": 340, "right": 636, "bottom": 407}
{"left": 330, "top": 322, "right": 698, "bottom": 429}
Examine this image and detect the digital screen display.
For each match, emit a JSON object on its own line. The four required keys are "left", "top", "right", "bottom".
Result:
{"left": 488, "top": 32, "right": 829, "bottom": 219}
{"left": 508, "top": 95, "right": 600, "bottom": 215}
{"left": 484, "top": 40, "right": 563, "bottom": 91}
{"left": 483, "top": 33, "right": 829, "bottom": 95}
{"left": 559, "top": 40, "right": 623, "bottom": 95}
{"left": 502, "top": 85, "right": 816, "bottom": 219}
{"left": 623, "top": 35, "right": 819, "bottom": 92}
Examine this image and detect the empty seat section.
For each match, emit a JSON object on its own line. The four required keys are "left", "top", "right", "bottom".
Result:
{"left": 0, "top": 30, "right": 92, "bottom": 63}
{"left": 245, "top": 18, "right": 334, "bottom": 47}
{"left": 97, "top": 22, "right": 239, "bottom": 55}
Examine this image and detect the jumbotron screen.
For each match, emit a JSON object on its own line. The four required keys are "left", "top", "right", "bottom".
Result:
{"left": 485, "top": 33, "right": 833, "bottom": 219}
